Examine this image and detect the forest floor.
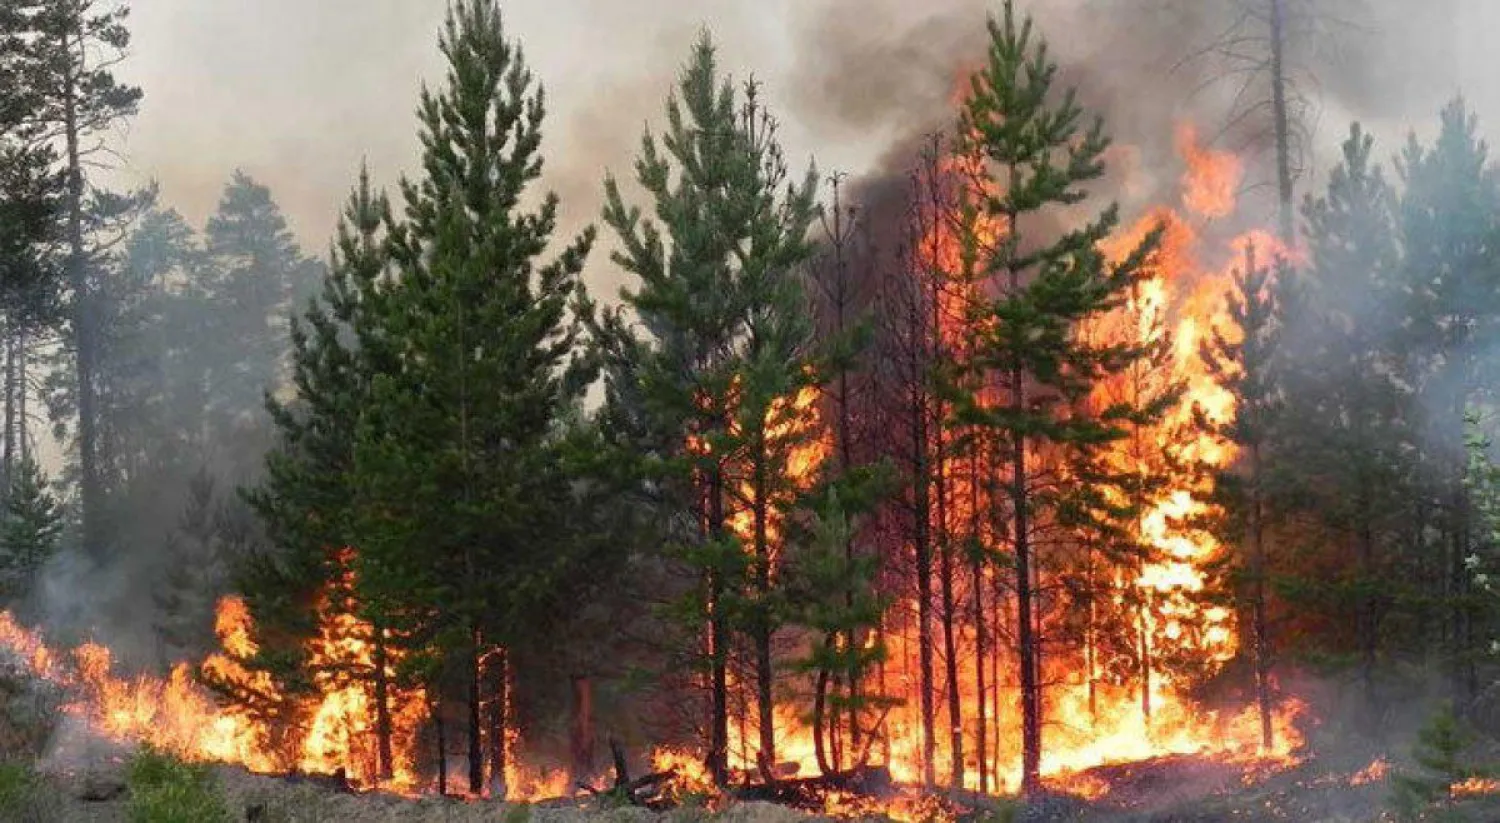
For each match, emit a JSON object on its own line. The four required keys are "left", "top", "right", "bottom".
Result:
{"left": 10, "top": 750, "right": 1493, "bottom": 823}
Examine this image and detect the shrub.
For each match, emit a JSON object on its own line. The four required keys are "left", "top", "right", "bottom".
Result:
{"left": 126, "top": 746, "right": 231, "bottom": 823}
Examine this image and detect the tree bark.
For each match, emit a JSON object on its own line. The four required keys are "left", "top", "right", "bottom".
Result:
{"left": 60, "top": 25, "right": 102, "bottom": 557}
{"left": 569, "top": 675, "right": 595, "bottom": 785}
{"left": 1269, "top": 0, "right": 1295, "bottom": 243}
{"left": 751, "top": 429, "right": 776, "bottom": 775}
{"left": 3, "top": 330, "right": 16, "bottom": 491}
{"left": 467, "top": 637, "right": 483, "bottom": 794}
{"left": 1250, "top": 442, "right": 1273, "bottom": 751}
{"left": 489, "top": 648, "right": 508, "bottom": 798}
{"left": 707, "top": 463, "right": 730, "bottom": 786}
{"left": 372, "top": 623, "right": 394, "bottom": 782}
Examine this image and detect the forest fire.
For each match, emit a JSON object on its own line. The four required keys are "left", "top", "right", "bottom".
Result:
{"left": 0, "top": 118, "right": 1310, "bottom": 815}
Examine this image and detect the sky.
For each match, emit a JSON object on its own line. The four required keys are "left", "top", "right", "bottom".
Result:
{"left": 111, "top": 0, "right": 1500, "bottom": 297}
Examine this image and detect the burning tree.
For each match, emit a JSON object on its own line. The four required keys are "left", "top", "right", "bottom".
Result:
{"left": 948, "top": 1, "right": 1168, "bottom": 794}
{"left": 593, "top": 33, "right": 827, "bottom": 785}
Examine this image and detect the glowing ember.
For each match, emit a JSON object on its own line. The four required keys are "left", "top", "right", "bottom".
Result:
{"left": 1451, "top": 776, "right": 1500, "bottom": 797}
{"left": 1350, "top": 757, "right": 1388, "bottom": 786}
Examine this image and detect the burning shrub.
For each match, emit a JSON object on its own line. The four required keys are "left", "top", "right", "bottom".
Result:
{"left": 126, "top": 746, "right": 231, "bottom": 823}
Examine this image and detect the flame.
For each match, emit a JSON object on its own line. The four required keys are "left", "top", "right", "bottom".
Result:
{"left": 1450, "top": 776, "right": 1500, "bottom": 797}
{"left": 1350, "top": 757, "right": 1388, "bottom": 786}
{"left": 0, "top": 119, "right": 1311, "bottom": 814}
{"left": 0, "top": 554, "right": 433, "bottom": 793}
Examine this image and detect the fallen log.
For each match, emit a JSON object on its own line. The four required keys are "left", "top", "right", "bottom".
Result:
{"left": 577, "top": 737, "right": 676, "bottom": 810}
{"left": 733, "top": 764, "right": 894, "bottom": 809}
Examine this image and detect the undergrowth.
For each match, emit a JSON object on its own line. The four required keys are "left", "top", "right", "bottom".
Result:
{"left": 126, "top": 746, "right": 232, "bottom": 823}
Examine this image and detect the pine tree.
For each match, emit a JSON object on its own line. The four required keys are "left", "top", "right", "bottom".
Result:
{"left": 1291, "top": 122, "right": 1414, "bottom": 728}
{"left": 1202, "top": 245, "right": 1287, "bottom": 753}
{"left": 953, "top": 1, "right": 1165, "bottom": 792}
{"left": 200, "top": 171, "right": 323, "bottom": 454}
{"left": 21, "top": 0, "right": 145, "bottom": 557}
{"left": 0, "top": 4, "right": 60, "bottom": 494}
{"left": 349, "top": 0, "right": 596, "bottom": 795}
{"left": 235, "top": 166, "right": 395, "bottom": 776}
{"left": 1396, "top": 98, "right": 1500, "bottom": 707}
{"left": 0, "top": 456, "right": 62, "bottom": 611}
{"left": 593, "top": 33, "right": 818, "bottom": 784}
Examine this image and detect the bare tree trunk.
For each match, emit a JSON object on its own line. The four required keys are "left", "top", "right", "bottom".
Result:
{"left": 708, "top": 465, "right": 731, "bottom": 786}
{"left": 972, "top": 541, "right": 988, "bottom": 793}
{"left": 1269, "top": 0, "right": 1295, "bottom": 243}
{"left": 1013, "top": 404, "right": 1040, "bottom": 793}
{"left": 750, "top": 429, "right": 777, "bottom": 777}
{"left": 3, "top": 330, "right": 16, "bottom": 492}
{"left": 468, "top": 636, "right": 483, "bottom": 794}
{"left": 435, "top": 700, "right": 448, "bottom": 796}
{"left": 569, "top": 675, "right": 595, "bottom": 784}
{"left": 61, "top": 27, "right": 102, "bottom": 556}
{"left": 1250, "top": 442, "right": 1273, "bottom": 751}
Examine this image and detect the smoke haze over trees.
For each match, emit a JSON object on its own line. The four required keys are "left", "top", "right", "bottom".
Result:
{"left": 8, "top": 0, "right": 1500, "bottom": 818}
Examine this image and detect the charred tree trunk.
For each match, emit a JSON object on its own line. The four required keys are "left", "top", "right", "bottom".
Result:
{"left": 435, "top": 700, "right": 449, "bottom": 796}
{"left": 489, "top": 648, "right": 509, "bottom": 798}
{"left": 468, "top": 637, "right": 483, "bottom": 794}
{"left": 936, "top": 461, "right": 960, "bottom": 791}
{"left": 751, "top": 428, "right": 777, "bottom": 777}
{"left": 373, "top": 623, "right": 394, "bottom": 782}
{"left": 569, "top": 675, "right": 595, "bottom": 784}
{"left": 914, "top": 397, "right": 938, "bottom": 789}
{"left": 707, "top": 464, "right": 731, "bottom": 786}
{"left": 1249, "top": 442, "right": 1273, "bottom": 751}
{"left": 972, "top": 540, "right": 988, "bottom": 793}
{"left": 1012, "top": 374, "right": 1040, "bottom": 793}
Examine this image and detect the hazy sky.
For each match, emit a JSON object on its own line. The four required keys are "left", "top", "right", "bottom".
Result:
{"left": 113, "top": 0, "right": 1500, "bottom": 293}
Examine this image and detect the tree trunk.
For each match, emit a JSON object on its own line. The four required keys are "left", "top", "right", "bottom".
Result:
{"left": 1356, "top": 513, "right": 1378, "bottom": 734}
{"left": 938, "top": 516, "right": 962, "bottom": 790}
{"left": 813, "top": 663, "right": 832, "bottom": 775}
{"left": 1013, "top": 385, "right": 1041, "bottom": 794}
{"left": 1250, "top": 442, "right": 1273, "bottom": 751}
{"left": 61, "top": 28, "right": 102, "bottom": 557}
{"left": 751, "top": 431, "right": 776, "bottom": 775}
{"left": 3, "top": 330, "right": 16, "bottom": 491}
{"left": 372, "top": 623, "right": 394, "bottom": 782}
{"left": 569, "top": 675, "right": 595, "bottom": 785}
{"left": 707, "top": 464, "right": 730, "bottom": 786}
{"left": 435, "top": 700, "right": 448, "bottom": 796}
{"left": 913, "top": 400, "right": 938, "bottom": 789}
{"left": 972, "top": 547, "right": 987, "bottom": 793}
{"left": 488, "top": 648, "right": 508, "bottom": 798}
{"left": 467, "top": 638, "right": 483, "bottom": 794}
{"left": 1269, "top": 0, "right": 1295, "bottom": 243}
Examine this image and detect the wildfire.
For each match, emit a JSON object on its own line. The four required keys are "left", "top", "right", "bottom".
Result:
{"left": 0, "top": 118, "right": 1310, "bottom": 816}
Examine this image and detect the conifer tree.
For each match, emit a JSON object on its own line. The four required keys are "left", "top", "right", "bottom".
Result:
{"left": 21, "top": 0, "right": 145, "bottom": 556}
{"left": 234, "top": 166, "right": 395, "bottom": 777}
{"left": 593, "top": 33, "right": 818, "bottom": 783}
{"left": 200, "top": 171, "right": 323, "bottom": 449}
{"left": 0, "top": 456, "right": 62, "bottom": 611}
{"left": 952, "top": 1, "right": 1165, "bottom": 792}
{"left": 1202, "top": 246, "right": 1286, "bottom": 752}
{"left": 1396, "top": 99, "right": 1500, "bottom": 706}
{"left": 350, "top": 0, "right": 595, "bottom": 795}
{"left": 1293, "top": 123, "right": 1413, "bottom": 727}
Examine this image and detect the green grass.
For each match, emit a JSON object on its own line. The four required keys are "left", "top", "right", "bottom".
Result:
{"left": 0, "top": 759, "right": 62, "bottom": 823}
{"left": 126, "top": 746, "right": 232, "bottom": 823}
